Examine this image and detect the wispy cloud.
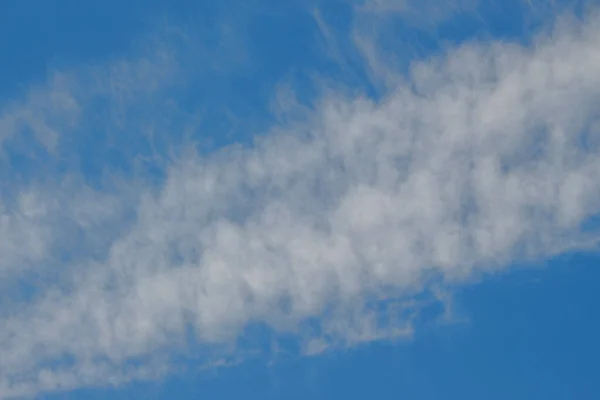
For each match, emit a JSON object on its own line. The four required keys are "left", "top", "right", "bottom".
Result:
{"left": 1, "top": 4, "right": 600, "bottom": 399}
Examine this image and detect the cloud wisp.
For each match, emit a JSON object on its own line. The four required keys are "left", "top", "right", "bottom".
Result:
{"left": 1, "top": 5, "right": 600, "bottom": 399}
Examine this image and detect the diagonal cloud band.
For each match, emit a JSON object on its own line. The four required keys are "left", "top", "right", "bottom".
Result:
{"left": 1, "top": 5, "right": 600, "bottom": 399}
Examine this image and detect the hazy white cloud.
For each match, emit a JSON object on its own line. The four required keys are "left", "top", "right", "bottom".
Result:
{"left": 1, "top": 5, "right": 600, "bottom": 399}
{"left": 0, "top": 44, "right": 178, "bottom": 295}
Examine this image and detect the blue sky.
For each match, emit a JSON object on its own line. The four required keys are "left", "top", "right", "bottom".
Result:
{"left": 1, "top": 0, "right": 599, "bottom": 399}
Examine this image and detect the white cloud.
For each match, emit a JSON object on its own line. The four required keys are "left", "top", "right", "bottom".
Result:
{"left": 1, "top": 5, "right": 600, "bottom": 399}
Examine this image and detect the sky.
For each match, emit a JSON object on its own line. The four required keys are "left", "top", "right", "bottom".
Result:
{"left": 0, "top": 0, "right": 599, "bottom": 399}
